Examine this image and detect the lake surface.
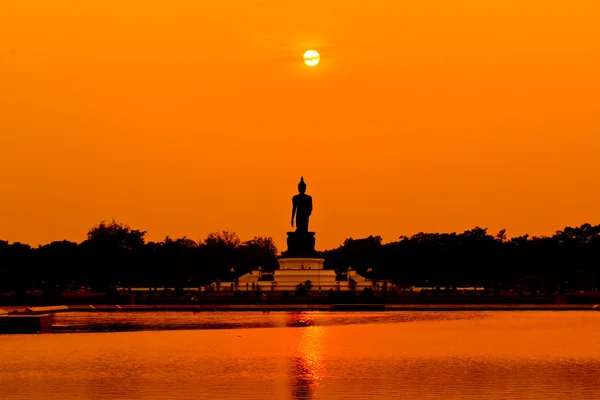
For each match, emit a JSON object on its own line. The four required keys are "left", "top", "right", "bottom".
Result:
{"left": 1, "top": 311, "right": 600, "bottom": 399}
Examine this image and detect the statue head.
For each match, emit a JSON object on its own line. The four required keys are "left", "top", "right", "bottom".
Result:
{"left": 298, "top": 176, "right": 306, "bottom": 194}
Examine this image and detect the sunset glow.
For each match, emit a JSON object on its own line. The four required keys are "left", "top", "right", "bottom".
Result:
{"left": 1, "top": 0, "right": 600, "bottom": 250}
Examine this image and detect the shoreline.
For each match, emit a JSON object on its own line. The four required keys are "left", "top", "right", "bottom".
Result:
{"left": 3, "top": 304, "right": 597, "bottom": 333}
{"left": 3, "top": 303, "right": 598, "bottom": 314}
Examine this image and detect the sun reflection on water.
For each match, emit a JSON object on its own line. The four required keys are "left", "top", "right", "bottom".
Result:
{"left": 289, "top": 313, "right": 327, "bottom": 399}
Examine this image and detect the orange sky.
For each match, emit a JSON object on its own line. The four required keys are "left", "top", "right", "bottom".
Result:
{"left": 1, "top": 1, "right": 599, "bottom": 251}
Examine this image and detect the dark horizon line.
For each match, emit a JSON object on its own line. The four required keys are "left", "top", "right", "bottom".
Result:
{"left": 2, "top": 220, "right": 600, "bottom": 251}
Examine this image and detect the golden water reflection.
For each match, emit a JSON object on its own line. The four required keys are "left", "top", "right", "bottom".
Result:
{"left": 2, "top": 311, "right": 600, "bottom": 400}
{"left": 289, "top": 312, "right": 326, "bottom": 399}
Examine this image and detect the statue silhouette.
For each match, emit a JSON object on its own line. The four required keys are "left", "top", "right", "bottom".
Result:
{"left": 286, "top": 177, "right": 316, "bottom": 257}
{"left": 291, "top": 177, "right": 313, "bottom": 233}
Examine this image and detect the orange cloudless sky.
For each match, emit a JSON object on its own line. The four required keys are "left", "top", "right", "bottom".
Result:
{"left": 1, "top": 0, "right": 599, "bottom": 251}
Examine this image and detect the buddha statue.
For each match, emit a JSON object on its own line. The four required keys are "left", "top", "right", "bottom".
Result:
{"left": 291, "top": 177, "right": 313, "bottom": 233}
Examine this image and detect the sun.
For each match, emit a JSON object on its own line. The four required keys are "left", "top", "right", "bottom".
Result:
{"left": 303, "top": 50, "right": 320, "bottom": 67}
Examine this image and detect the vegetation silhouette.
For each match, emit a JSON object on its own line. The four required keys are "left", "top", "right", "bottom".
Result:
{"left": 323, "top": 224, "right": 600, "bottom": 292}
{"left": 0, "top": 220, "right": 278, "bottom": 295}
{"left": 1, "top": 221, "right": 600, "bottom": 296}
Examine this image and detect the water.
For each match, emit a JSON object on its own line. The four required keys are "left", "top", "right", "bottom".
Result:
{"left": 1, "top": 311, "right": 600, "bottom": 399}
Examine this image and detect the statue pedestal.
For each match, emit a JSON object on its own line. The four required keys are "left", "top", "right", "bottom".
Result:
{"left": 273, "top": 232, "right": 331, "bottom": 290}
{"left": 278, "top": 258, "right": 324, "bottom": 271}
{"left": 286, "top": 231, "right": 316, "bottom": 257}
{"left": 275, "top": 257, "right": 332, "bottom": 291}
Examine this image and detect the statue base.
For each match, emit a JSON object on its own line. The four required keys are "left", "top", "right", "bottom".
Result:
{"left": 278, "top": 258, "right": 324, "bottom": 271}
{"left": 286, "top": 232, "right": 316, "bottom": 257}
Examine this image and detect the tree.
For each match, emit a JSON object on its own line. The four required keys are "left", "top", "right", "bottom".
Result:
{"left": 36, "top": 240, "right": 79, "bottom": 289}
{"left": 495, "top": 229, "right": 507, "bottom": 242}
{"left": 242, "top": 236, "right": 278, "bottom": 271}
{"left": 245, "top": 236, "right": 277, "bottom": 256}
{"left": 203, "top": 230, "right": 241, "bottom": 248}
{"left": 87, "top": 220, "right": 146, "bottom": 249}
{"left": 81, "top": 220, "right": 147, "bottom": 289}
{"left": 1, "top": 242, "right": 34, "bottom": 291}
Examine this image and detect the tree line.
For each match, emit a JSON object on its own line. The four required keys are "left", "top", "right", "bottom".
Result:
{"left": 1, "top": 221, "right": 599, "bottom": 292}
{"left": 0, "top": 221, "right": 278, "bottom": 293}
{"left": 323, "top": 224, "right": 600, "bottom": 290}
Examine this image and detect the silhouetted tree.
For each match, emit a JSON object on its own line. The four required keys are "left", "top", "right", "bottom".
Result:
{"left": 0, "top": 242, "right": 34, "bottom": 292}
{"left": 79, "top": 220, "right": 147, "bottom": 290}
{"left": 241, "top": 236, "right": 278, "bottom": 271}
{"left": 2, "top": 222, "right": 600, "bottom": 294}
{"left": 495, "top": 229, "right": 507, "bottom": 242}
{"left": 204, "top": 230, "right": 241, "bottom": 248}
{"left": 36, "top": 240, "right": 79, "bottom": 290}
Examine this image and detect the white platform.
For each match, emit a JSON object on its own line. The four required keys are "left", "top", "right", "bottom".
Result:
{"left": 272, "top": 258, "right": 337, "bottom": 291}
{"left": 278, "top": 258, "right": 324, "bottom": 270}
{"left": 219, "top": 258, "right": 372, "bottom": 292}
